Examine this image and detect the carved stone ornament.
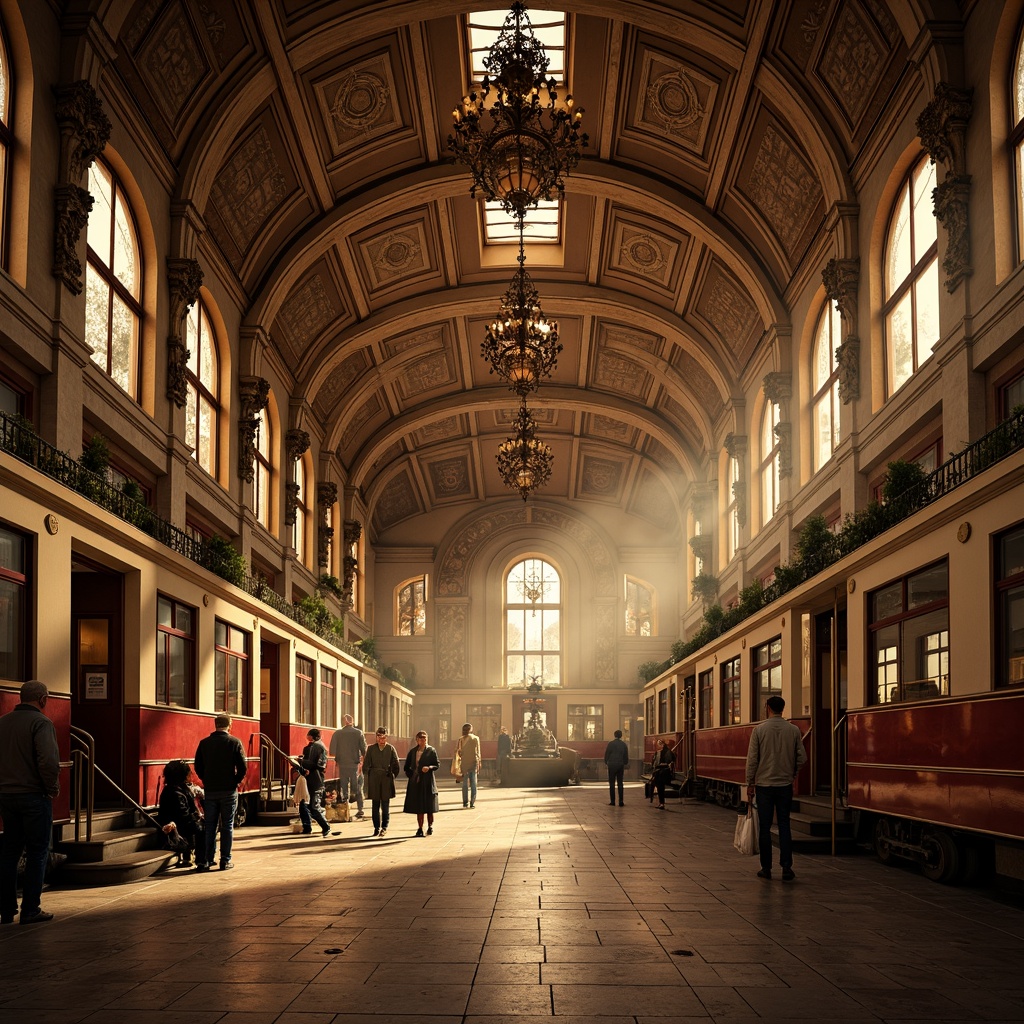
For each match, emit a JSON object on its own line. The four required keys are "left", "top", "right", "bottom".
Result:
{"left": 821, "top": 257, "right": 860, "bottom": 335}
{"left": 317, "top": 482, "right": 338, "bottom": 509}
{"left": 237, "top": 376, "right": 270, "bottom": 484}
{"left": 53, "top": 81, "right": 112, "bottom": 185}
{"left": 341, "top": 519, "right": 362, "bottom": 609}
{"left": 316, "top": 484, "right": 338, "bottom": 569}
{"left": 723, "top": 432, "right": 748, "bottom": 459}
{"left": 344, "top": 519, "right": 363, "bottom": 550}
{"left": 917, "top": 83, "right": 974, "bottom": 291}
{"left": 732, "top": 479, "right": 747, "bottom": 528}
{"left": 52, "top": 185, "right": 93, "bottom": 295}
{"left": 761, "top": 372, "right": 792, "bottom": 407}
{"left": 284, "top": 481, "right": 300, "bottom": 527}
{"left": 933, "top": 175, "right": 973, "bottom": 292}
{"left": 774, "top": 421, "right": 793, "bottom": 479}
{"left": 166, "top": 258, "right": 204, "bottom": 407}
{"left": 836, "top": 335, "right": 861, "bottom": 404}
{"left": 285, "top": 429, "right": 311, "bottom": 463}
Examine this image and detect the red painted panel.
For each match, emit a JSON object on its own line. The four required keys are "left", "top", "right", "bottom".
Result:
{"left": 847, "top": 690, "right": 1024, "bottom": 839}
{"left": 0, "top": 691, "right": 71, "bottom": 822}
{"left": 695, "top": 718, "right": 811, "bottom": 792}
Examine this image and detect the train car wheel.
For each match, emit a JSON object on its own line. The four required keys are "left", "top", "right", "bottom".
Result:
{"left": 921, "top": 830, "right": 959, "bottom": 883}
{"left": 873, "top": 818, "right": 894, "bottom": 864}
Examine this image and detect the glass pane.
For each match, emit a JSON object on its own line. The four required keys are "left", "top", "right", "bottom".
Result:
{"left": 886, "top": 291, "right": 913, "bottom": 392}
{"left": 1016, "top": 37, "right": 1024, "bottom": 122}
{"left": 813, "top": 395, "right": 831, "bottom": 472}
{"left": 85, "top": 266, "right": 109, "bottom": 367}
{"left": 197, "top": 397, "right": 213, "bottom": 472}
{"left": 506, "top": 610, "right": 524, "bottom": 651}
{"left": 0, "top": 34, "right": 7, "bottom": 119}
{"left": 908, "top": 562, "right": 947, "bottom": 609}
{"left": 524, "top": 609, "right": 542, "bottom": 649}
{"left": 914, "top": 257, "right": 940, "bottom": 369}
{"left": 813, "top": 311, "right": 831, "bottom": 390}
{"left": 0, "top": 527, "right": 24, "bottom": 572}
{"left": 169, "top": 635, "right": 187, "bottom": 705}
{"left": 0, "top": 578, "right": 24, "bottom": 679}
{"left": 215, "top": 620, "right": 227, "bottom": 647}
{"left": 542, "top": 609, "right": 559, "bottom": 651}
{"left": 215, "top": 652, "right": 226, "bottom": 710}
{"left": 186, "top": 306, "right": 199, "bottom": 374}
{"left": 831, "top": 380, "right": 841, "bottom": 449}
{"left": 176, "top": 604, "right": 192, "bottom": 635}
{"left": 185, "top": 385, "right": 198, "bottom": 453}
{"left": 200, "top": 309, "right": 216, "bottom": 388}
{"left": 871, "top": 582, "right": 903, "bottom": 622}
{"left": 885, "top": 184, "right": 910, "bottom": 297}
{"left": 1000, "top": 526, "right": 1024, "bottom": 580}
{"left": 912, "top": 158, "right": 937, "bottom": 255}
{"left": 113, "top": 190, "right": 139, "bottom": 295}
{"left": 901, "top": 608, "right": 948, "bottom": 698}
{"left": 110, "top": 294, "right": 137, "bottom": 394}
{"left": 157, "top": 597, "right": 172, "bottom": 627}
{"left": 1003, "top": 587, "right": 1024, "bottom": 686}
{"left": 873, "top": 623, "right": 899, "bottom": 703}
{"left": 507, "top": 654, "right": 525, "bottom": 686}
{"left": 88, "top": 162, "right": 113, "bottom": 268}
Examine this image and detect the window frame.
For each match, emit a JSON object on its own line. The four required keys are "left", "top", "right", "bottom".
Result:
{"left": 505, "top": 556, "right": 562, "bottom": 688}
{"left": 296, "top": 654, "right": 315, "bottom": 724}
{"left": 0, "top": 17, "right": 12, "bottom": 270}
{"left": 811, "top": 299, "right": 841, "bottom": 472}
{"left": 698, "top": 669, "right": 713, "bottom": 729}
{"left": 184, "top": 296, "right": 220, "bottom": 477}
{"left": 214, "top": 619, "right": 250, "bottom": 716}
{"left": 566, "top": 703, "right": 604, "bottom": 742}
{"left": 996, "top": 522, "right": 1024, "bottom": 688}
{"left": 752, "top": 636, "right": 782, "bottom": 719}
{"left": 320, "top": 665, "right": 337, "bottom": 728}
{"left": 720, "top": 655, "right": 741, "bottom": 725}
{"left": 396, "top": 576, "right": 427, "bottom": 636}
{"left": 624, "top": 576, "right": 654, "bottom": 636}
{"left": 0, "top": 523, "right": 29, "bottom": 681}
{"left": 760, "top": 400, "right": 781, "bottom": 526}
{"left": 156, "top": 595, "right": 196, "bottom": 708}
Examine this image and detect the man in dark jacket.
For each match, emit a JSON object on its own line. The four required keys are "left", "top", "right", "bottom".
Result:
{"left": 604, "top": 729, "right": 630, "bottom": 807}
{"left": 0, "top": 680, "right": 60, "bottom": 924}
{"left": 194, "top": 715, "right": 247, "bottom": 871}
{"left": 296, "top": 728, "right": 331, "bottom": 837}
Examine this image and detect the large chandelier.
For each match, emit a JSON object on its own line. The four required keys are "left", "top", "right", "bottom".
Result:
{"left": 481, "top": 221, "right": 562, "bottom": 394}
{"left": 449, "top": 2, "right": 587, "bottom": 223}
{"left": 497, "top": 400, "right": 553, "bottom": 501}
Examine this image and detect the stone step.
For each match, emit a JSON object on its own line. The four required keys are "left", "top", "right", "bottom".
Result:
{"left": 56, "top": 828, "right": 163, "bottom": 864}
{"left": 58, "top": 849, "right": 177, "bottom": 887}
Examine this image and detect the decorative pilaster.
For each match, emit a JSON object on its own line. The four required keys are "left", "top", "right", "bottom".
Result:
{"left": 341, "top": 519, "right": 362, "bottom": 610}
{"left": 237, "top": 376, "right": 270, "bottom": 484}
{"left": 823, "top": 257, "right": 861, "bottom": 403}
{"left": 283, "top": 429, "right": 311, "bottom": 527}
{"left": 317, "top": 482, "right": 338, "bottom": 569}
{"left": 52, "top": 81, "right": 111, "bottom": 294}
{"left": 774, "top": 421, "right": 792, "bottom": 478}
{"left": 166, "top": 258, "right": 204, "bottom": 407}
{"left": 723, "top": 432, "right": 747, "bottom": 527}
{"left": 762, "top": 374, "right": 792, "bottom": 481}
{"left": 916, "top": 82, "right": 974, "bottom": 292}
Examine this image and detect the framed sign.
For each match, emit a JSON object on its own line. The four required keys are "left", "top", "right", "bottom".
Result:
{"left": 84, "top": 669, "right": 108, "bottom": 701}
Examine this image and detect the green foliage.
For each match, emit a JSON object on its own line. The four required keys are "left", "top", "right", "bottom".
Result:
{"left": 78, "top": 434, "right": 111, "bottom": 476}
{"left": 881, "top": 458, "right": 928, "bottom": 520}
{"left": 795, "top": 514, "right": 836, "bottom": 566}
{"left": 637, "top": 660, "right": 665, "bottom": 684}
{"left": 204, "top": 535, "right": 248, "bottom": 587}
{"left": 383, "top": 665, "right": 406, "bottom": 686}
{"left": 737, "top": 578, "right": 765, "bottom": 617}
{"left": 317, "top": 574, "right": 344, "bottom": 599}
{"left": 355, "top": 636, "right": 378, "bottom": 660}
{"left": 838, "top": 500, "right": 887, "bottom": 554}
{"left": 690, "top": 571, "right": 719, "bottom": 605}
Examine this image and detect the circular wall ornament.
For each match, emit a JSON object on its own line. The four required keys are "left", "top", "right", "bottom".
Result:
{"left": 957, "top": 521, "right": 971, "bottom": 543}
{"left": 848, "top": 578, "right": 856, "bottom": 593}
{"left": 44, "top": 514, "right": 59, "bottom": 535}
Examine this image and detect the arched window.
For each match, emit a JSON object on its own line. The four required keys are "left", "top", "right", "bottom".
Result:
{"left": 396, "top": 576, "right": 427, "bottom": 635}
{"left": 252, "top": 407, "right": 271, "bottom": 529}
{"left": 1012, "top": 29, "right": 1024, "bottom": 258}
{"left": 760, "top": 400, "right": 780, "bottom": 526}
{"left": 293, "top": 454, "right": 309, "bottom": 565}
{"left": 726, "top": 455, "right": 740, "bottom": 561}
{"left": 624, "top": 576, "right": 654, "bottom": 636}
{"left": 812, "top": 300, "right": 841, "bottom": 472}
{"left": 85, "top": 158, "right": 143, "bottom": 398}
{"left": 184, "top": 297, "right": 219, "bottom": 476}
{"left": 883, "top": 155, "right": 938, "bottom": 396}
{"left": 505, "top": 557, "right": 561, "bottom": 687}
{"left": 0, "top": 21, "right": 11, "bottom": 267}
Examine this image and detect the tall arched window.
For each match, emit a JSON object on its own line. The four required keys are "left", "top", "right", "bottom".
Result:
{"left": 624, "top": 576, "right": 654, "bottom": 636}
{"left": 760, "top": 400, "right": 780, "bottom": 526}
{"left": 883, "top": 155, "right": 938, "bottom": 396}
{"left": 293, "top": 454, "right": 309, "bottom": 565}
{"left": 184, "top": 297, "right": 219, "bottom": 476}
{"left": 505, "top": 557, "right": 561, "bottom": 687}
{"left": 85, "top": 158, "right": 143, "bottom": 398}
{"left": 396, "top": 576, "right": 427, "bottom": 635}
{"left": 0, "top": 20, "right": 11, "bottom": 266}
{"left": 252, "top": 407, "right": 271, "bottom": 529}
{"left": 726, "top": 455, "right": 740, "bottom": 561}
{"left": 812, "top": 300, "right": 841, "bottom": 472}
{"left": 1012, "top": 29, "right": 1024, "bottom": 258}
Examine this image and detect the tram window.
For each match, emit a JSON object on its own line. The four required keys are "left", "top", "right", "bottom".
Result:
{"left": 567, "top": 704, "right": 604, "bottom": 741}
{"left": 0, "top": 524, "right": 29, "bottom": 681}
{"left": 870, "top": 560, "right": 949, "bottom": 703}
{"left": 296, "top": 655, "right": 314, "bottom": 724}
{"left": 996, "top": 524, "right": 1024, "bottom": 688}
{"left": 721, "top": 656, "right": 741, "bottom": 725}
{"left": 752, "top": 637, "right": 782, "bottom": 718}
{"left": 156, "top": 595, "right": 196, "bottom": 707}
{"left": 214, "top": 619, "right": 250, "bottom": 716}
{"left": 698, "top": 670, "right": 713, "bottom": 728}
{"left": 644, "top": 694, "right": 655, "bottom": 734}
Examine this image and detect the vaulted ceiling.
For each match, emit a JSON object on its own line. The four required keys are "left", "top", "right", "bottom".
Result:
{"left": 107, "top": 0, "right": 911, "bottom": 541}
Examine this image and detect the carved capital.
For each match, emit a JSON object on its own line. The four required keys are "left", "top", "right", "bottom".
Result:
{"left": 836, "top": 336, "right": 861, "bottom": 404}
{"left": 822, "top": 257, "right": 860, "bottom": 333}
{"left": 916, "top": 82, "right": 973, "bottom": 175}
{"left": 237, "top": 419, "right": 258, "bottom": 484}
{"left": 723, "top": 432, "right": 747, "bottom": 460}
{"left": 317, "top": 482, "right": 338, "bottom": 509}
{"left": 52, "top": 184, "right": 93, "bottom": 294}
{"left": 165, "top": 258, "right": 204, "bottom": 407}
{"left": 53, "top": 81, "right": 111, "bottom": 185}
{"left": 238, "top": 376, "right": 270, "bottom": 483}
{"left": 774, "top": 421, "right": 792, "bottom": 478}
{"left": 239, "top": 376, "right": 270, "bottom": 419}
{"left": 285, "top": 428, "right": 311, "bottom": 462}
{"left": 318, "top": 524, "right": 334, "bottom": 569}
{"left": 344, "top": 519, "right": 363, "bottom": 549}
{"left": 284, "top": 480, "right": 300, "bottom": 527}
{"left": 762, "top": 372, "right": 792, "bottom": 407}
{"left": 933, "top": 175, "right": 973, "bottom": 292}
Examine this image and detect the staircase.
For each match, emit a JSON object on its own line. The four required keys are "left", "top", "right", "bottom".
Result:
{"left": 56, "top": 808, "right": 176, "bottom": 886}
{"left": 786, "top": 792, "right": 858, "bottom": 853}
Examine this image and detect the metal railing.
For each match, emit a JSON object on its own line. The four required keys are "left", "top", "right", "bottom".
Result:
{"left": 258, "top": 732, "right": 301, "bottom": 810}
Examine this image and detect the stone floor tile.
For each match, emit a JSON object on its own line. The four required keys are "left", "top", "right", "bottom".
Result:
{"left": 550, "top": 982, "right": 705, "bottom": 1016}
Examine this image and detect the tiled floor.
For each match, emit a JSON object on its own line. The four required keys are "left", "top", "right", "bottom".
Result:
{"left": 2, "top": 783, "right": 1022, "bottom": 1023}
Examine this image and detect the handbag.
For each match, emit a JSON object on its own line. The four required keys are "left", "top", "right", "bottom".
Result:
{"left": 643, "top": 780, "right": 652, "bottom": 800}
{"left": 451, "top": 739, "right": 463, "bottom": 782}
{"left": 733, "top": 803, "right": 759, "bottom": 856}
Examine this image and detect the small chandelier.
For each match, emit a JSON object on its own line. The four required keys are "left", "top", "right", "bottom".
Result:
{"left": 481, "top": 221, "right": 562, "bottom": 394}
{"left": 497, "top": 400, "right": 553, "bottom": 501}
{"left": 449, "top": 2, "right": 587, "bottom": 224}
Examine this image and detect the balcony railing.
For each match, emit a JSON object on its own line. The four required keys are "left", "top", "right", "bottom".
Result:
{"left": 0, "top": 411, "right": 375, "bottom": 668}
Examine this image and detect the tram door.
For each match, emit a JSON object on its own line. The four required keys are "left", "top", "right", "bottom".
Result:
{"left": 812, "top": 610, "right": 847, "bottom": 794}
{"left": 71, "top": 559, "right": 124, "bottom": 803}
{"left": 259, "top": 639, "right": 282, "bottom": 750}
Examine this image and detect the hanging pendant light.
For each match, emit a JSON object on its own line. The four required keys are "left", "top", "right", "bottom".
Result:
{"left": 496, "top": 399, "right": 553, "bottom": 501}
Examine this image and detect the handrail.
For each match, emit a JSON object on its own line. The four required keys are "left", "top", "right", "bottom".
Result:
{"left": 257, "top": 732, "right": 301, "bottom": 810}
{"left": 69, "top": 725, "right": 95, "bottom": 843}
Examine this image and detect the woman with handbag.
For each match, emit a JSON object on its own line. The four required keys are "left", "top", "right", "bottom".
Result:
{"left": 157, "top": 759, "right": 203, "bottom": 866}
{"left": 403, "top": 731, "right": 440, "bottom": 836}
{"left": 364, "top": 727, "right": 400, "bottom": 837}
{"left": 651, "top": 739, "right": 675, "bottom": 810}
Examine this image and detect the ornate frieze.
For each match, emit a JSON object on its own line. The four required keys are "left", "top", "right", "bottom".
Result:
{"left": 166, "top": 258, "right": 204, "bottom": 407}
{"left": 52, "top": 81, "right": 111, "bottom": 294}
{"left": 237, "top": 376, "right": 270, "bottom": 484}
{"left": 437, "top": 603, "right": 468, "bottom": 684}
{"left": 916, "top": 83, "right": 974, "bottom": 291}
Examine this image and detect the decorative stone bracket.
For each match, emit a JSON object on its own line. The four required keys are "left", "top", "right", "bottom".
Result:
{"left": 283, "top": 429, "right": 311, "bottom": 527}
{"left": 823, "top": 257, "right": 860, "bottom": 403}
{"left": 166, "top": 258, "right": 204, "bottom": 408}
{"left": 916, "top": 82, "right": 974, "bottom": 292}
{"left": 317, "top": 482, "right": 338, "bottom": 569}
{"left": 237, "top": 376, "right": 270, "bottom": 484}
{"left": 52, "top": 81, "right": 111, "bottom": 295}
{"left": 341, "top": 519, "right": 362, "bottom": 610}
{"left": 723, "top": 433, "right": 747, "bottom": 528}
